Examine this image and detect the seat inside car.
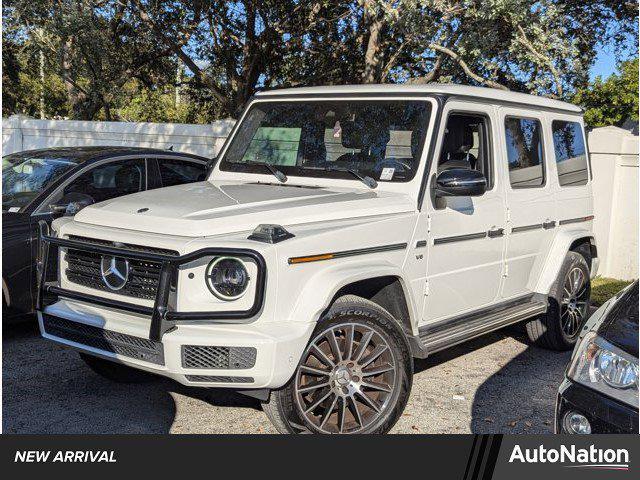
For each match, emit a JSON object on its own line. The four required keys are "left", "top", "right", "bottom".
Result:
{"left": 438, "top": 116, "right": 478, "bottom": 172}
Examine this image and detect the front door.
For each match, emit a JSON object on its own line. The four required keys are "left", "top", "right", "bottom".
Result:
{"left": 422, "top": 102, "right": 506, "bottom": 324}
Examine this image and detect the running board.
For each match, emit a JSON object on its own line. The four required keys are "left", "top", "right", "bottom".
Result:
{"left": 417, "top": 296, "right": 547, "bottom": 355}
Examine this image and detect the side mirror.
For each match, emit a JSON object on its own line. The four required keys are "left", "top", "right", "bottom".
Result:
{"left": 434, "top": 168, "right": 487, "bottom": 197}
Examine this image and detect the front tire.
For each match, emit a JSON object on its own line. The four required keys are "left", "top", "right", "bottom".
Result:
{"left": 526, "top": 251, "right": 591, "bottom": 350}
{"left": 79, "top": 353, "right": 155, "bottom": 383}
{"left": 263, "top": 295, "right": 413, "bottom": 434}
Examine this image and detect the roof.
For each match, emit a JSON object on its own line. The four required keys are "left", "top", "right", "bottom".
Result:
{"left": 3, "top": 146, "right": 209, "bottom": 163}
{"left": 256, "top": 84, "right": 582, "bottom": 113}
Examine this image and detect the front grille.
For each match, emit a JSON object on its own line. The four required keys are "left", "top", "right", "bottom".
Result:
{"left": 64, "top": 236, "right": 178, "bottom": 300}
{"left": 185, "top": 375, "right": 254, "bottom": 383}
{"left": 42, "top": 314, "right": 164, "bottom": 365}
{"left": 182, "top": 345, "right": 257, "bottom": 369}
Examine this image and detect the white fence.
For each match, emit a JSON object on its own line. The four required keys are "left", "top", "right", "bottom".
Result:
{"left": 2, "top": 115, "right": 235, "bottom": 158}
{"left": 589, "top": 126, "right": 639, "bottom": 280}
{"left": 2, "top": 117, "right": 638, "bottom": 280}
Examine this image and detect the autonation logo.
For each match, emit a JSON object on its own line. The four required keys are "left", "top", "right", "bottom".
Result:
{"left": 509, "top": 444, "right": 630, "bottom": 471}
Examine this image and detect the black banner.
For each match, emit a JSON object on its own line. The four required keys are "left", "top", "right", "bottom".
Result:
{"left": 0, "top": 434, "right": 637, "bottom": 479}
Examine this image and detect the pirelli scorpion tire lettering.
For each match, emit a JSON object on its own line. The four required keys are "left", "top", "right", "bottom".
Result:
{"left": 263, "top": 295, "right": 413, "bottom": 434}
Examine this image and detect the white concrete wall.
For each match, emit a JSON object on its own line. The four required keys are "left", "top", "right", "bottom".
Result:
{"left": 2, "top": 115, "right": 235, "bottom": 158}
{"left": 589, "top": 126, "right": 639, "bottom": 280}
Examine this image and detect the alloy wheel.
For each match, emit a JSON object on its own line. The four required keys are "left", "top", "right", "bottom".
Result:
{"left": 560, "top": 267, "right": 589, "bottom": 338}
{"left": 294, "top": 322, "right": 397, "bottom": 434}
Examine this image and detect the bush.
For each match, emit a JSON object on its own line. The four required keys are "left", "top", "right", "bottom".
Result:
{"left": 591, "top": 277, "right": 633, "bottom": 307}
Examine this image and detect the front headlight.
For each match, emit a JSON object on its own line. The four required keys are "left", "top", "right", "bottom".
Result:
{"left": 205, "top": 257, "right": 250, "bottom": 301}
{"left": 567, "top": 331, "right": 639, "bottom": 407}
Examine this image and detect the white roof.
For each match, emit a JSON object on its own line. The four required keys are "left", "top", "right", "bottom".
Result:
{"left": 256, "top": 83, "right": 582, "bottom": 113}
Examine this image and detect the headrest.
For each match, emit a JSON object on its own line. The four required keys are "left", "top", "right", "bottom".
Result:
{"left": 340, "top": 118, "right": 390, "bottom": 151}
{"left": 442, "top": 117, "right": 474, "bottom": 154}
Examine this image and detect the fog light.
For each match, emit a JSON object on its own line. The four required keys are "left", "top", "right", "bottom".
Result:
{"left": 563, "top": 411, "right": 591, "bottom": 434}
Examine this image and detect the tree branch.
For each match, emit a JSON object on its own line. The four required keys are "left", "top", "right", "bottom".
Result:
{"left": 515, "top": 25, "right": 563, "bottom": 96}
{"left": 428, "top": 43, "right": 509, "bottom": 90}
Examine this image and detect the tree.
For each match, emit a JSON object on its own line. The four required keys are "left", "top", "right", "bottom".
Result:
{"left": 573, "top": 58, "right": 639, "bottom": 128}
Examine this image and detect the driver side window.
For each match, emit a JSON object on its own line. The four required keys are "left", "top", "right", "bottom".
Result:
{"left": 438, "top": 113, "right": 492, "bottom": 188}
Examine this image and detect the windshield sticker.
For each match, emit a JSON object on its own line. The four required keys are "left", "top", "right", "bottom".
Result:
{"left": 8, "top": 207, "right": 20, "bottom": 212}
{"left": 333, "top": 121, "right": 342, "bottom": 138}
{"left": 380, "top": 167, "right": 395, "bottom": 181}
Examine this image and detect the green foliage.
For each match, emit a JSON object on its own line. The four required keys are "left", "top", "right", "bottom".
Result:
{"left": 573, "top": 58, "right": 639, "bottom": 128}
{"left": 591, "top": 277, "right": 633, "bottom": 307}
{"left": 2, "top": 1, "right": 638, "bottom": 122}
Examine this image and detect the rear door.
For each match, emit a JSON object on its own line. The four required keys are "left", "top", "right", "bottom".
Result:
{"left": 499, "top": 108, "right": 556, "bottom": 299}
{"left": 422, "top": 101, "right": 507, "bottom": 324}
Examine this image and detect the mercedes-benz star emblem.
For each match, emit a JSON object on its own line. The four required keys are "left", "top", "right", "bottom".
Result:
{"left": 100, "top": 256, "right": 130, "bottom": 291}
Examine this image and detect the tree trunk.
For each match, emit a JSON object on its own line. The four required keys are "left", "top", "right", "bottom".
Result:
{"left": 362, "top": 1, "right": 384, "bottom": 83}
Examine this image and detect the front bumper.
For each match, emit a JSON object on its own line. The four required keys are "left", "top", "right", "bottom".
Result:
{"left": 40, "top": 299, "right": 314, "bottom": 389}
{"left": 555, "top": 378, "right": 639, "bottom": 434}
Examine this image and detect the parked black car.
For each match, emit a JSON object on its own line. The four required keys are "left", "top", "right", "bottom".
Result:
{"left": 556, "top": 281, "right": 639, "bottom": 434}
{"left": 2, "top": 147, "right": 209, "bottom": 321}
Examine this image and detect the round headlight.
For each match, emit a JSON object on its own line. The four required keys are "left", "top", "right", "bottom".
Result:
{"left": 205, "top": 257, "right": 249, "bottom": 300}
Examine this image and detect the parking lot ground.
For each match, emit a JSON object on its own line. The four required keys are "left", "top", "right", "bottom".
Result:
{"left": 3, "top": 320, "right": 572, "bottom": 434}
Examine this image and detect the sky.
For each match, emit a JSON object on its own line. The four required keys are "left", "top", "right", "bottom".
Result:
{"left": 590, "top": 39, "right": 637, "bottom": 80}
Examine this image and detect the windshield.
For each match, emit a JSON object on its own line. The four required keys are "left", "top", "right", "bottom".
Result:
{"left": 2, "top": 154, "right": 77, "bottom": 211}
{"left": 219, "top": 100, "right": 431, "bottom": 183}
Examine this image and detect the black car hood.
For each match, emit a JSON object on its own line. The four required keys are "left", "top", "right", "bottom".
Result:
{"left": 597, "top": 282, "right": 639, "bottom": 358}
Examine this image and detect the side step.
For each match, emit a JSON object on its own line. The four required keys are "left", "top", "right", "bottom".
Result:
{"left": 418, "top": 296, "right": 547, "bottom": 355}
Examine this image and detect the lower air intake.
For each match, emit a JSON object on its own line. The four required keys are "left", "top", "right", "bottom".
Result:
{"left": 42, "top": 314, "right": 164, "bottom": 365}
{"left": 182, "top": 345, "right": 257, "bottom": 369}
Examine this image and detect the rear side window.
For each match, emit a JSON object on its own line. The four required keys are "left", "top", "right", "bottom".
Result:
{"left": 158, "top": 159, "right": 207, "bottom": 187}
{"left": 552, "top": 120, "right": 588, "bottom": 186}
{"left": 504, "top": 117, "right": 545, "bottom": 188}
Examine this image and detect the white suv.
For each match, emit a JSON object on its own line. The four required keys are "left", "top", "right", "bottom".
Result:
{"left": 38, "top": 85, "right": 597, "bottom": 434}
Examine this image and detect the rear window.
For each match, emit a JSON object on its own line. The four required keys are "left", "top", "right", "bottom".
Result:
{"left": 504, "top": 117, "right": 545, "bottom": 188}
{"left": 552, "top": 120, "right": 588, "bottom": 186}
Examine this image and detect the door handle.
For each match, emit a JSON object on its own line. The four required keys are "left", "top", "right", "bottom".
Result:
{"left": 543, "top": 220, "right": 556, "bottom": 230}
{"left": 488, "top": 228, "right": 505, "bottom": 238}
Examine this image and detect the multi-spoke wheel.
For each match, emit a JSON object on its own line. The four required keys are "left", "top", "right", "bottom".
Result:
{"left": 560, "top": 267, "right": 589, "bottom": 337}
{"left": 526, "top": 251, "right": 591, "bottom": 351}
{"left": 294, "top": 323, "right": 397, "bottom": 433}
{"left": 263, "top": 295, "right": 412, "bottom": 434}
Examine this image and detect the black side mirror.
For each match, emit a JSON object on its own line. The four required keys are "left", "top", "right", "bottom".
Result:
{"left": 434, "top": 168, "right": 487, "bottom": 197}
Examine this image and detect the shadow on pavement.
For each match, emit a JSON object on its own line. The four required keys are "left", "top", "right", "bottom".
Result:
{"left": 2, "top": 320, "right": 261, "bottom": 434}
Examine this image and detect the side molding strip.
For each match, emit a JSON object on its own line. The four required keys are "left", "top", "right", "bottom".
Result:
{"left": 433, "top": 232, "right": 487, "bottom": 245}
{"left": 559, "top": 215, "right": 594, "bottom": 226}
{"left": 288, "top": 243, "right": 408, "bottom": 265}
{"left": 511, "top": 224, "right": 543, "bottom": 233}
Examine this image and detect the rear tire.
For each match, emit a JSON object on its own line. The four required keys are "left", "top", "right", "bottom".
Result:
{"left": 79, "top": 353, "right": 155, "bottom": 383}
{"left": 526, "top": 251, "right": 591, "bottom": 350}
{"left": 263, "top": 295, "right": 413, "bottom": 434}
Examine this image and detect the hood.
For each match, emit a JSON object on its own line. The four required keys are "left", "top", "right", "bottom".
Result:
{"left": 2, "top": 211, "right": 30, "bottom": 229}
{"left": 597, "top": 281, "right": 638, "bottom": 358}
{"left": 72, "top": 181, "right": 415, "bottom": 237}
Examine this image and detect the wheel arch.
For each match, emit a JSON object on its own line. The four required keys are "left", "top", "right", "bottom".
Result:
{"left": 288, "top": 263, "right": 419, "bottom": 336}
{"left": 532, "top": 229, "right": 597, "bottom": 295}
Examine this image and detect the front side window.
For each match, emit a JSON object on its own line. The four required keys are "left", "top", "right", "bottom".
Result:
{"left": 62, "top": 158, "right": 146, "bottom": 204}
{"left": 552, "top": 120, "right": 588, "bottom": 186}
{"left": 438, "top": 113, "right": 492, "bottom": 188}
{"left": 220, "top": 100, "right": 432, "bottom": 182}
{"left": 504, "top": 117, "right": 545, "bottom": 188}
{"left": 2, "top": 154, "right": 77, "bottom": 211}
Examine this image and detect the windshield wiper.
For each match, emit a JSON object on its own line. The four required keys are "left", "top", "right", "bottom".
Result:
{"left": 299, "top": 165, "right": 377, "bottom": 188}
{"left": 246, "top": 161, "right": 287, "bottom": 183}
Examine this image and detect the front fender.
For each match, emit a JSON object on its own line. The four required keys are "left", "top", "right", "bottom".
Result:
{"left": 532, "top": 228, "right": 596, "bottom": 294}
{"left": 287, "top": 259, "right": 418, "bottom": 334}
